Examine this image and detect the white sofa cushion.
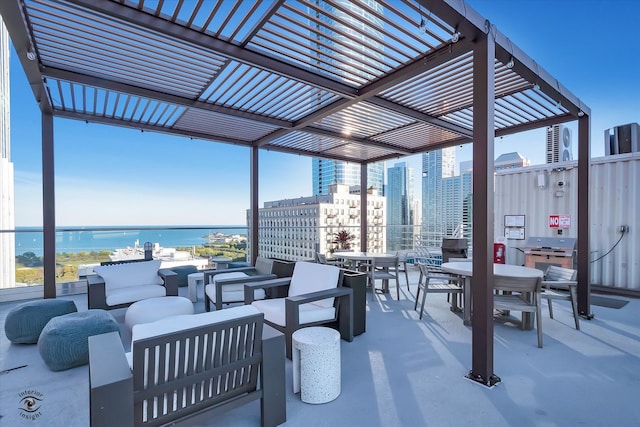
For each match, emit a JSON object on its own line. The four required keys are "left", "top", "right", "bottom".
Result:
{"left": 128, "top": 305, "right": 262, "bottom": 367}
{"left": 124, "top": 296, "right": 194, "bottom": 330}
{"left": 205, "top": 272, "right": 266, "bottom": 303}
{"left": 93, "top": 260, "right": 163, "bottom": 292}
{"left": 105, "top": 284, "right": 166, "bottom": 307}
{"left": 251, "top": 298, "right": 335, "bottom": 327}
{"left": 288, "top": 262, "right": 340, "bottom": 308}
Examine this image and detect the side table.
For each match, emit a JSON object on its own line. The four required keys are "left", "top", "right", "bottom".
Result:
{"left": 292, "top": 326, "right": 341, "bottom": 404}
{"left": 187, "top": 272, "right": 204, "bottom": 302}
{"left": 209, "top": 257, "right": 232, "bottom": 270}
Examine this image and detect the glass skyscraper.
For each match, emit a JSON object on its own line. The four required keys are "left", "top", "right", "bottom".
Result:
{"left": 421, "top": 148, "right": 472, "bottom": 247}
{"left": 310, "top": 1, "right": 385, "bottom": 197}
{"left": 312, "top": 159, "right": 384, "bottom": 196}
{"left": 386, "top": 162, "right": 414, "bottom": 250}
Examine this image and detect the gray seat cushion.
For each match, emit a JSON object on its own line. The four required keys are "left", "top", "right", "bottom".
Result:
{"left": 171, "top": 265, "right": 200, "bottom": 287}
{"left": 38, "top": 310, "right": 120, "bottom": 371}
{"left": 4, "top": 299, "right": 78, "bottom": 344}
{"left": 228, "top": 261, "right": 251, "bottom": 269}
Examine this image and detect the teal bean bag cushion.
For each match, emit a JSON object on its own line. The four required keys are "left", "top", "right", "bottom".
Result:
{"left": 171, "top": 265, "right": 200, "bottom": 287}
{"left": 38, "top": 309, "right": 120, "bottom": 371}
{"left": 4, "top": 299, "right": 78, "bottom": 344}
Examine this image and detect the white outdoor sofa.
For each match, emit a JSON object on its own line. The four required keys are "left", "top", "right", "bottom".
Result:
{"left": 87, "top": 259, "right": 178, "bottom": 310}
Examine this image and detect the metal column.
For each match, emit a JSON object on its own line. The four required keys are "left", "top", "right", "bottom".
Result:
{"left": 360, "top": 163, "right": 368, "bottom": 252}
{"left": 577, "top": 115, "right": 592, "bottom": 318}
{"left": 469, "top": 30, "right": 499, "bottom": 386}
{"left": 250, "top": 146, "right": 259, "bottom": 265}
{"left": 42, "top": 112, "right": 56, "bottom": 299}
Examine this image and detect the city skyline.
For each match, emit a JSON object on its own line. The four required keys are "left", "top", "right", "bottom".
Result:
{"left": 6, "top": 0, "right": 640, "bottom": 226}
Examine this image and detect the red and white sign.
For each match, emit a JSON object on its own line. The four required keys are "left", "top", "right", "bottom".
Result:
{"left": 549, "top": 214, "right": 571, "bottom": 229}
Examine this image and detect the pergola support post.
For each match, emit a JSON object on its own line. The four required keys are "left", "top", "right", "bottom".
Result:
{"left": 42, "top": 112, "right": 56, "bottom": 299}
{"left": 360, "top": 163, "right": 368, "bottom": 252}
{"left": 250, "top": 146, "right": 259, "bottom": 265}
{"left": 577, "top": 115, "right": 592, "bottom": 318}
{"left": 468, "top": 30, "right": 500, "bottom": 387}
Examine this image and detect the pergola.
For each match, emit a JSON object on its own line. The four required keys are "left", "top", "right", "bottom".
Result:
{"left": 1, "top": 0, "right": 591, "bottom": 385}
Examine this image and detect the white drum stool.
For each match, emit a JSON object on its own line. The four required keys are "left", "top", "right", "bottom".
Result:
{"left": 124, "top": 296, "right": 194, "bottom": 330}
{"left": 292, "top": 326, "right": 341, "bottom": 404}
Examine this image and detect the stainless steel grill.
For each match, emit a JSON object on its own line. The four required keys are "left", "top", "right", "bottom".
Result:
{"left": 441, "top": 238, "right": 468, "bottom": 263}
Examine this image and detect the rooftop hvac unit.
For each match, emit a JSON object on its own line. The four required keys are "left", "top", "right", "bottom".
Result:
{"left": 546, "top": 125, "right": 572, "bottom": 163}
{"left": 605, "top": 123, "right": 640, "bottom": 155}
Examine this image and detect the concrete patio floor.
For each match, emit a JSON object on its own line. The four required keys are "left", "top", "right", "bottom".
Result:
{"left": 1, "top": 267, "right": 638, "bottom": 426}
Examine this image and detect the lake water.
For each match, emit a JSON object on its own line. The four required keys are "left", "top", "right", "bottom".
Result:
{"left": 13, "top": 226, "right": 248, "bottom": 256}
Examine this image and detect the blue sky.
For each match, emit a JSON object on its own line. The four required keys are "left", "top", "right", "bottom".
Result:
{"left": 8, "top": 0, "right": 639, "bottom": 226}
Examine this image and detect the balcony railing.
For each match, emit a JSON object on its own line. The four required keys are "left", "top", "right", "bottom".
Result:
{"left": 1, "top": 224, "right": 467, "bottom": 301}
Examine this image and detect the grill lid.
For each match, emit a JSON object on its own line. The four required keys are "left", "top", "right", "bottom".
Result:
{"left": 524, "top": 237, "right": 576, "bottom": 255}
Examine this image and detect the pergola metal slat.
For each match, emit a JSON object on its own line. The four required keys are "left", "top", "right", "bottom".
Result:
{"left": 315, "top": 0, "right": 417, "bottom": 63}
{"left": 42, "top": 66, "right": 293, "bottom": 128}
{"left": 68, "top": 0, "right": 360, "bottom": 98}
{"left": 27, "top": 8, "right": 224, "bottom": 75}
{"left": 36, "top": 40, "right": 208, "bottom": 94}
{"left": 304, "top": 126, "right": 412, "bottom": 156}
{"left": 399, "top": 0, "right": 456, "bottom": 43}
{"left": 251, "top": 31, "right": 371, "bottom": 86}
{"left": 286, "top": 1, "right": 400, "bottom": 65}
{"left": 262, "top": 17, "right": 390, "bottom": 78}
{"left": 351, "top": 0, "right": 440, "bottom": 55}
{"left": 30, "top": 0, "right": 227, "bottom": 63}
{"left": 210, "top": 64, "right": 258, "bottom": 106}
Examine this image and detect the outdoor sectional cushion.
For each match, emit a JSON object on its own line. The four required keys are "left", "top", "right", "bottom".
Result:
{"left": 93, "top": 260, "right": 166, "bottom": 306}
{"left": 105, "top": 284, "right": 167, "bottom": 307}
{"left": 251, "top": 298, "right": 335, "bottom": 327}
{"left": 287, "top": 262, "right": 341, "bottom": 308}
{"left": 4, "top": 299, "right": 78, "bottom": 344}
{"left": 205, "top": 272, "right": 266, "bottom": 304}
{"left": 38, "top": 309, "right": 119, "bottom": 371}
{"left": 93, "top": 259, "right": 163, "bottom": 291}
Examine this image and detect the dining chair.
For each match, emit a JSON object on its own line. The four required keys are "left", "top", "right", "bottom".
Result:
{"left": 542, "top": 265, "right": 579, "bottom": 330}
{"left": 493, "top": 274, "right": 543, "bottom": 348}
{"left": 366, "top": 256, "right": 400, "bottom": 299}
{"left": 395, "top": 250, "right": 410, "bottom": 290}
{"left": 414, "top": 263, "right": 463, "bottom": 319}
{"left": 315, "top": 252, "right": 342, "bottom": 267}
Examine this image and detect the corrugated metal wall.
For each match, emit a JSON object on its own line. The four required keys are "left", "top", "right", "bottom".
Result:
{"left": 494, "top": 153, "right": 639, "bottom": 292}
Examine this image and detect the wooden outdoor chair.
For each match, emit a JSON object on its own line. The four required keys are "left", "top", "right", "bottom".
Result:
{"left": 542, "top": 265, "right": 580, "bottom": 330}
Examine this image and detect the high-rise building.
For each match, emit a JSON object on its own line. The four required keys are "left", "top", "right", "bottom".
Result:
{"left": 495, "top": 152, "right": 530, "bottom": 170}
{"left": 310, "top": 1, "right": 385, "bottom": 197}
{"left": 0, "top": 16, "right": 15, "bottom": 289}
{"left": 312, "top": 159, "right": 384, "bottom": 196}
{"left": 386, "top": 162, "right": 414, "bottom": 251}
{"left": 249, "top": 184, "right": 386, "bottom": 261}
{"left": 421, "top": 148, "right": 472, "bottom": 247}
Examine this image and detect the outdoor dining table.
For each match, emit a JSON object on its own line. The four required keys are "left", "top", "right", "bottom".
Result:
{"left": 441, "top": 262, "right": 544, "bottom": 326}
{"left": 331, "top": 252, "right": 398, "bottom": 293}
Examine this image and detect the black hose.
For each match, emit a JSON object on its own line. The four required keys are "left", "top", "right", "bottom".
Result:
{"left": 590, "top": 230, "right": 626, "bottom": 263}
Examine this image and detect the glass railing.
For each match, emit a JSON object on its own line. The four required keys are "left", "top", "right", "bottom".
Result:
{"left": 1, "top": 224, "right": 467, "bottom": 301}
{"left": 1, "top": 226, "right": 248, "bottom": 297}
